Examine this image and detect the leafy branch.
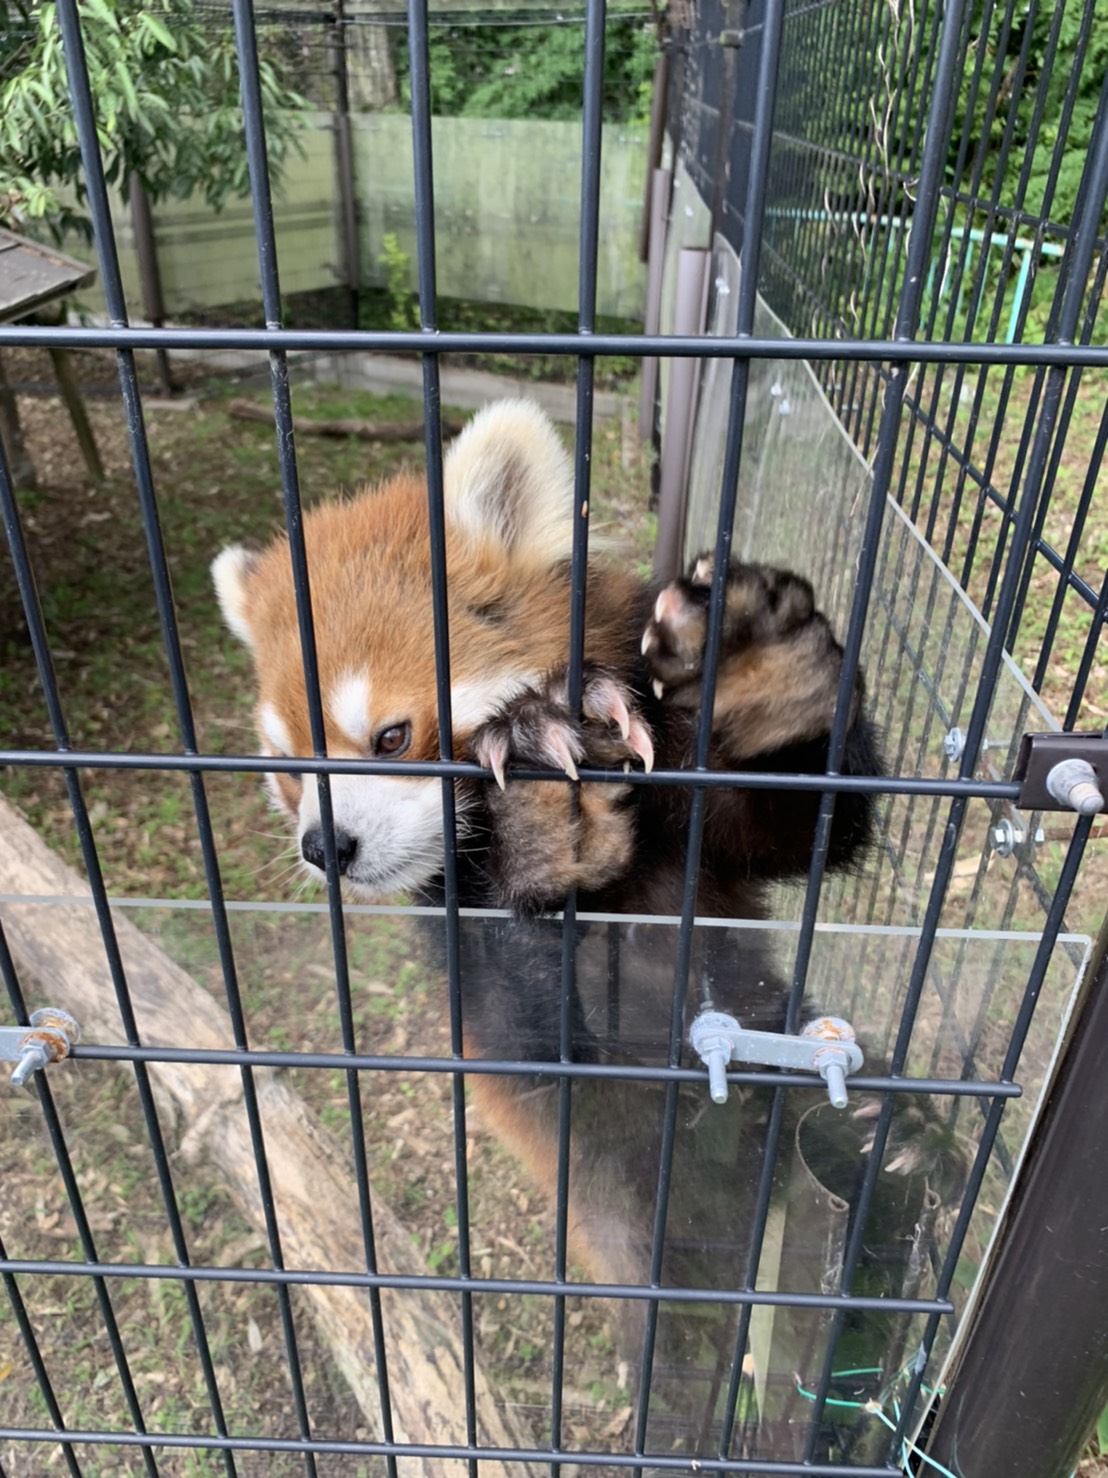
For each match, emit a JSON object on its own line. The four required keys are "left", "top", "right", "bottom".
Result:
{"left": 0, "top": 0, "right": 307, "bottom": 240}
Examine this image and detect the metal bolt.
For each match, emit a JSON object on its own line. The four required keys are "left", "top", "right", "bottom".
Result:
{"left": 1046, "top": 758, "right": 1104, "bottom": 816}
{"left": 5, "top": 1008, "right": 80, "bottom": 1089}
{"left": 990, "top": 818, "right": 1044, "bottom": 857}
{"left": 689, "top": 1011, "right": 736, "bottom": 1105}
{"left": 943, "top": 727, "right": 966, "bottom": 762}
{"left": 801, "top": 1018, "right": 861, "bottom": 1111}
{"left": 992, "top": 819, "right": 1020, "bottom": 856}
{"left": 943, "top": 728, "right": 1005, "bottom": 764}
{"left": 11, "top": 1040, "right": 51, "bottom": 1089}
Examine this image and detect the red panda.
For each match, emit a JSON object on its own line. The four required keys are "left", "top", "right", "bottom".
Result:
{"left": 213, "top": 399, "right": 951, "bottom": 1451}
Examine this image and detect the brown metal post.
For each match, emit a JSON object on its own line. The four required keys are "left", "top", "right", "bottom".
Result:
{"left": 129, "top": 176, "right": 174, "bottom": 394}
{"left": 638, "top": 167, "right": 672, "bottom": 445}
{"left": 333, "top": 0, "right": 361, "bottom": 329}
{"left": 923, "top": 914, "right": 1108, "bottom": 1477}
{"left": 639, "top": 50, "right": 670, "bottom": 264}
{"left": 652, "top": 246, "right": 710, "bottom": 580}
{"left": 0, "top": 348, "right": 36, "bottom": 489}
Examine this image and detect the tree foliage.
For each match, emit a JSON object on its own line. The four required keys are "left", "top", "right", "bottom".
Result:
{"left": 0, "top": 0, "right": 306, "bottom": 239}
{"left": 394, "top": 14, "right": 657, "bottom": 124}
{"left": 955, "top": 0, "right": 1108, "bottom": 231}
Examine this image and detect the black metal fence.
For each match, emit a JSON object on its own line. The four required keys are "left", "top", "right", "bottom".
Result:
{"left": 1, "top": 0, "right": 1106, "bottom": 1475}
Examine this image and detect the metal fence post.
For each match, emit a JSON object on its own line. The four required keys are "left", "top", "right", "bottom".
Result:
{"left": 923, "top": 912, "right": 1108, "bottom": 1477}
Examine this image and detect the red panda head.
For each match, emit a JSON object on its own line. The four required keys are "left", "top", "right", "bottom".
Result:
{"left": 212, "top": 399, "right": 584, "bottom": 898}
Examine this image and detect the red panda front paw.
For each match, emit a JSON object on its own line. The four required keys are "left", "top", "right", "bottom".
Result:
{"left": 640, "top": 556, "right": 856, "bottom": 763}
{"left": 470, "top": 667, "right": 654, "bottom": 911}
{"left": 641, "top": 555, "right": 821, "bottom": 701}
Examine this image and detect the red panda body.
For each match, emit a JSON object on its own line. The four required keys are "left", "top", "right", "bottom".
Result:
{"left": 214, "top": 401, "right": 949, "bottom": 1447}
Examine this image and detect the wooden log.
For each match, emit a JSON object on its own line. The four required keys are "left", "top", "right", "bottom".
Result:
{"left": 0, "top": 795, "right": 540, "bottom": 1477}
{"left": 227, "top": 398, "right": 464, "bottom": 442}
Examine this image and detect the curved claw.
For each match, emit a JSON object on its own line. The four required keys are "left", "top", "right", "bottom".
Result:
{"left": 477, "top": 733, "right": 510, "bottom": 790}
{"left": 628, "top": 716, "right": 654, "bottom": 773}
{"left": 582, "top": 675, "right": 632, "bottom": 739}
{"left": 542, "top": 726, "right": 583, "bottom": 782}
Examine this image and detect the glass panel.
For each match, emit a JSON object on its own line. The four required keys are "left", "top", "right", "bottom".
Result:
{"left": 1, "top": 894, "right": 1089, "bottom": 1465}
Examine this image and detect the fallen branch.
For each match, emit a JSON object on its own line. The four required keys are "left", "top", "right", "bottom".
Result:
{"left": 0, "top": 794, "right": 539, "bottom": 1478}
{"left": 227, "top": 398, "right": 464, "bottom": 442}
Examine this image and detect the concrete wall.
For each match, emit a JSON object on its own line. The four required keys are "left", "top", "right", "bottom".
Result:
{"left": 352, "top": 115, "right": 647, "bottom": 318}
{"left": 72, "top": 112, "right": 646, "bottom": 322}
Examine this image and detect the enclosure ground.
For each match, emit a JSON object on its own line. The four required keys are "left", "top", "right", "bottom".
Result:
{"left": 1, "top": 348, "right": 1105, "bottom": 1473}
{"left": 0, "top": 350, "right": 651, "bottom": 1476}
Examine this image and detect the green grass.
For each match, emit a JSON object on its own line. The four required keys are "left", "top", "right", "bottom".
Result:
{"left": 0, "top": 365, "right": 648, "bottom": 1474}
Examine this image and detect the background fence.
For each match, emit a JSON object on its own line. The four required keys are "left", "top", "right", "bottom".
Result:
{"left": 40, "top": 4, "right": 655, "bottom": 321}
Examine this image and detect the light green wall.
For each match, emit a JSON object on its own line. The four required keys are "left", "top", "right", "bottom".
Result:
{"left": 352, "top": 115, "right": 647, "bottom": 318}
{"left": 69, "top": 112, "right": 645, "bottom": 322}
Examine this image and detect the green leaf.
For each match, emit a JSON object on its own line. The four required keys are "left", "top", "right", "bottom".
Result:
{"left": 138, "top": 11, "right": 176, "bottom": 51}
{"left": 114, "top": 58, "right": 138, "bottom": 116}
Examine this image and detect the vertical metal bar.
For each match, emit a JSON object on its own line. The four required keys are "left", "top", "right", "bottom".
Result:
{"left": 0, "top": 928, "right": 85, "bottom": 1478}
{"left": 0, "top": 1230, "right": 83, "bottom": 1478}
{"left": 793, "top": 0, "right": 973, "bottom": 1453}
{"left": 813, "top": 54, "right": 1108, "bottom": 1463}
{"left": 551, "top": 3, "right": 607, "bottom": 1468}
{"left": 1065, "top": 569, "right": 1108, "bottom": 731}
{"left": 14, "top": 8, "right": 251, "bottom": 1464}
{"left": 238, "top": 0, "right": 401, "bottom": 1465}
{"left": 894, "top": 812, "right": 1097, "bottom": 1468}
{"left": 904, "top": 0, "right": 1025, "bottom": 530}
{"left": 634, "top": 0, "right": 789, "bottom": 1461}
{"left": 227, "top": 0, "right": 366, "bottom": 1466}
{"left": 0, "top": 383, "right": 164, "bottom": 1478}
{"left": 405, "top": 5, "right": 479, "bottom": 1474}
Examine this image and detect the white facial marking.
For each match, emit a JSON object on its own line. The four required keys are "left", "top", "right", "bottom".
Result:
{"left": 329, "top": 671, "right": 372, "bottom": 748}
{"left": 259, "top": 702, "right": 294, "bottom": 757}
{"left": 450, "top": 671, "right": 540, "bottom": 732}
{"left": 298, "top": 773, "right": 453, "bottom": 897}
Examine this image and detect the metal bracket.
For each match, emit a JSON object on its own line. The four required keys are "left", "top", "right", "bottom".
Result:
{"left": 688, "top": 1011, "right": 864, "bottom": 1109}
{"left": 1, "top": 1008, "right": 81, "bottom": 1088}
{"left": 1014, "top": 733, "right": 1106, "bottom": 814}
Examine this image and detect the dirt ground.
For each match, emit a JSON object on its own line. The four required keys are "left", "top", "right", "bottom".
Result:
{"left": 1, "top": 344, "right": 1105, "bottom": 1475}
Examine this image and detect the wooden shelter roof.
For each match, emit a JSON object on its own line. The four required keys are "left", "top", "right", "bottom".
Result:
{"left": 0, "top": 229, "right": 96, "bottom": 323}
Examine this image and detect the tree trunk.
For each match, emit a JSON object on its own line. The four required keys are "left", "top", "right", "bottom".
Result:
{"left": 0, "top": 793, "right": 540, "bottom": 1478}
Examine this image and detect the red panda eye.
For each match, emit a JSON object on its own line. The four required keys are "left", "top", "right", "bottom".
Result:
{"left": 375, "top": 722, "right": 411, "bottom": 757}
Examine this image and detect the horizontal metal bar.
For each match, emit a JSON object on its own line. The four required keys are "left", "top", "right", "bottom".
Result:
{"left": 67, "top": 1041, "right": 1022, "bottom": 1098}
{"left": 0, "top": 1256, "right": 954, "bottom": 1315}
{"left": 765, "top": 209, "right": 1067, "bottom": 256}
{"left": 0, "top": 747, "right": 1023, "bottom": 800}
{"left": 0, "top": 323, "right": 1105, "bottom": 366}
{"left": 0, "top": 1427, "right": 903, "bottom": 1476}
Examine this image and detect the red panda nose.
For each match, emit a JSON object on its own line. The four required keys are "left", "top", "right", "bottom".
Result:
{"left": 301, "top": 825, "right": 358, "bottom": 876}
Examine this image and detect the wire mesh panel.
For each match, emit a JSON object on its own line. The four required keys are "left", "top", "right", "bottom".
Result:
{"left": 0, "top": 1, "right": 1105, "bottom": 1477}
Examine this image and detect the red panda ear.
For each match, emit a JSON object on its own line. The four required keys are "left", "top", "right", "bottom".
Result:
{"left": 444, "top": 399, "right": 575, "bottom": 560}
{"left": 211, "top": 544, "right": 261, "bottom": 649}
